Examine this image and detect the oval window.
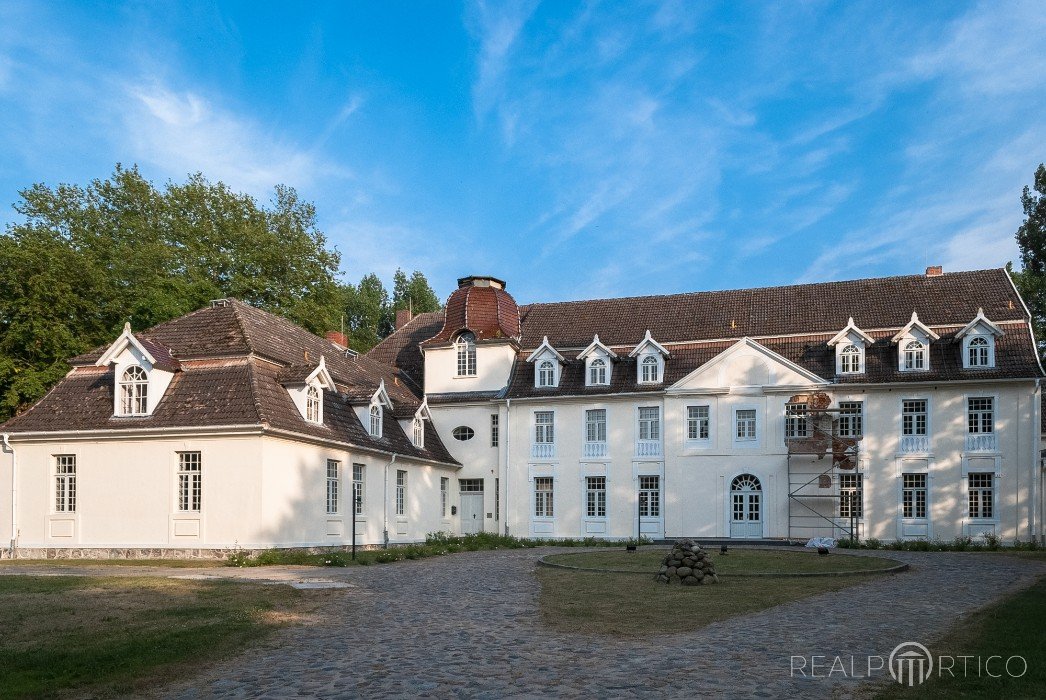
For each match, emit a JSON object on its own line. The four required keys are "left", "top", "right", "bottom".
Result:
{"left": 452, "top": 426, "right": 475, "bottom": 441}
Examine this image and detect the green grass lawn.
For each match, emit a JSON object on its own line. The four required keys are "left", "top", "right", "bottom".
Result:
{"left": 874, "top": 576, "right": 1046, "bottom": 699}
{"left": 0, "top": 558, "right": 225, "bottom": 568}
{"left": 0, "top": 575, "right": 320, "bottom": 698}
{"left": 544, "top": 547, "right": 900, "bottom": 574}
{"left": 536, "top": 566, "right": 865, "bottom": 636}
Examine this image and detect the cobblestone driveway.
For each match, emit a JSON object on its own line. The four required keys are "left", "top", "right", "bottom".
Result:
{"left": 145, "top": 548, "right": 1045, "bottom": 699}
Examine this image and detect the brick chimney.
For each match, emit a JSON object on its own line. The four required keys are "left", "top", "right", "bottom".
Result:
{"left": 325, "top": 331, "right": 349, "bottom": 350}
{"left": 395, "top": 309, "right": 413, "bottom": 330}
{"left": 925, "top": 265, "right": 943, "bottom": 277}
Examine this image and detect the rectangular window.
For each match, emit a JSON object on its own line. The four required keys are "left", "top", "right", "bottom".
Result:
{"left": 638, "top": 407, "right": 660, "bottom": 441}
{"left": 534, "top": 477, "right": 554, "bottom": 517}
{"left": 352, "top": 463, "right": 365, "bottom": 515}
{"left": 440, "top": 477, "right": 449, "bottom": 517}
{"left": 585, "top": 476, "right": 607, "bottom": 518}
{"left": 967, "top": 397, "right": 994, "bottom": 434}
{"left": 177, "top": 452, "right": 202, "bottom": 512}
{"left": 326, "top": 459, "right": 340, "bottom": 514}
{"left": 968, "top": 473, "right": 994, "bottom": 519}
{"left": 395, "top": 469, "right": 407, "bottom": 516}
{"left": 784, "top": 403, "right": 808, "bottom": 439}
{"left": 902, "top": 400, "right": 928, "bottom": 436}
{"left": 838, "top": 401, "right": 864, "bottom": 438}
{"left": 639, "top": 475, "right": 660, "bottom": 517}
{"left": 735, "top": 409, "right": 757, "bottom": 441}
{"left": 686, "top": 405, "right": 710, "bottom": 440}
{"left": 585, "top": 408, "right": 607, "bottom": 443}
{"left": 495, "top": 477, "right": 500, "bottom": 521}
{"left": 490, "top": 414, "right": 499, "bottom": 447}
{"left": 54, "top": 455, "right": 76, "bottom": 513}
{"left": 902, "top": 473, "right": 927, "bottom": 519}
{"left": 534, "top": 411, "right": 555, "bottom": 444}
{"left": 459, "top": 478, "right": 484, "bottom": 492}
{"left": 839, "top": 473, "right": 863, "bottom": 518}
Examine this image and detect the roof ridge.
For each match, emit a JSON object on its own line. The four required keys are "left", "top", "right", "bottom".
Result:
{"left": 517, "top": 268, "right": 1008, "bottom": 310}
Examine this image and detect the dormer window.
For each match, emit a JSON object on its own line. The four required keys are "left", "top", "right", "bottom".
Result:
{"left": 412, "top": 417, "right": 425, "bottom": 448}
{"left": 839, "top": 345, "right": 862, "bottom": 374}
{"left": 537, "top": 360, "right": 556, "bottom": 387}
{"left": 640, "top": 355, "right": 661, "bottom": 383}
{"left": 456, "top": 332, "right": 477, "bottom": 376}
{"left": 305, "top": 385, "right": 321, "bottom": 423}
{"left": 119, "top": 365, "right": 148, "bottom": 415}
{"left": 369, "top": 404, "right": 383, "bottom": 437}
{"left": 903, "top": 340, "right": 926, "bottom": 370}
{"left": 968, "top": 337, "right": 990, "bottom": 367}
{"left": 589, "top": 358, "right": 608, "bottom": 385}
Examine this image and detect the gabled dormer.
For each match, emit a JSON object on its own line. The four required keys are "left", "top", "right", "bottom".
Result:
{"left": 96, "top": 322, "right": 179, "bottom": 417}
{"left": 827, "top": 317, "right": 874, "bottom": 375}
{"left": 358, "top": 380, "right": 394, "bottom": 438}
{"left": 526, "top": 336, "right": 565, "bottom": 388}
{"left": 278, "top": 355, "right": 335, "bottom": 425}
{"left": 401, "top": 399, "right": 431, "bottom": 449}
{"left": 577, "top": 334, "right": 618, "bottom": 387}
{"left": 629, "top": 330, "right": 670, "bottom": 384}
{"left": 956, "top": 308, "right": 1004, "bottom": 369}
{"left": 891, "top": 311, "right": 940, "bottom": 372}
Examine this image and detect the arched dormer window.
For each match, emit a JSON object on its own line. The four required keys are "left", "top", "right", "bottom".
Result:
{"left": 840, "top": 344, "right": 862, "bottom": 374}
{"left": 903, "top": 340, "right": 926, "bottom": 371}
{"left": 412, "top": 416, "right": 424, "bottom": 448}
{"left": 119, "top": 365, "right": 148, "bottom": 415}
{"left": 369, "top": 404, "right": 383, "bottom": 438}
{"left": 456, "top": 332, "right": 477, "bottom": 377}
{"left": 537, "top": 360, "right": 556, "bottom": 387}
{"left": 305, "top": 385, "right": 322, "bottom": 423}
{"left": 967, "top": 336, "right": 991, "bottom": 368}
{"left": 640, "top": 355, "right": 661, "bottom": 383}
{"left": 589, "top": 358, "right": 608, "bottom": 385}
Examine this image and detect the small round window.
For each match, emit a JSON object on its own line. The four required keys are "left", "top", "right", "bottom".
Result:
{"left": 452, "top": 426, "right": 475, "bottom": 441}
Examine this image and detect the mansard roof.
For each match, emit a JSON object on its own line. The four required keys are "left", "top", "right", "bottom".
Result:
{"left": 3, "top": 300, "right": 458, "bottom": 465}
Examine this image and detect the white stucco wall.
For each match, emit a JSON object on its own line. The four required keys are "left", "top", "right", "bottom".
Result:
{"left": 423, "top": 343, "right": 517, "bottom": 394}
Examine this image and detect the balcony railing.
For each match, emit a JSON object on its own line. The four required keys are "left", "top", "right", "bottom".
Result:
{"left": 531, "top": 443, "right": 555, "bottom": 459}
{"left": 900, "top": 435, "right": 932, "bottom": 453}
{"left": 635, "top": 439, "right": 662, "bottom": 457}
{"left": 965, "top": 433, "right": 998, "bottom": 453}
{"left": 583, "top": 442, "right": 608, "bottom": 458}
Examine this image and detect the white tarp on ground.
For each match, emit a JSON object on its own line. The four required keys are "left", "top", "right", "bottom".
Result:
{"left": 805, "top": 537, "right": 837, "bottom": 549}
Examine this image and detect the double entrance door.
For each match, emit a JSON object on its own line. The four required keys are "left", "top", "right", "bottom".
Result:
{"left": 729, "top": 473, "right": 763, "bottom": 539}
{"left": 459, "top": 479, "right": 484, "bottom": 534}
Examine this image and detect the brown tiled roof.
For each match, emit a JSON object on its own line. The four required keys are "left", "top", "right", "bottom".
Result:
{"left": 370, "top": 268, "right": 1042, "bottom": 401}
{"left": 4, "top": 301, "right": 458, "bottom": 465}
{"left": 367, "top": 311, "right": 444, "bottom": 386}
{"left": 423, "top": 284, "right": 521, "bottom": 345}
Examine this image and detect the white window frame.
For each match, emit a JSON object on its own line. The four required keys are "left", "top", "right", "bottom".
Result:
{"left": 901, "top": 472, "right": 928, "bottom": 519}
{"left": 585, "top": 408, "right": 608, "bottom": 444}
{"left": 395, "top": 469, "right": 407, "bottom": 516}
{"left": 455, "top": 332, "right": 477, "bottom": 377}
{"left": 412, "top": 417, "right": 425, "bottom": 448}
{"left": 177, "top": 451, "right": 202, "bottom": 512}
{"left": 585, "top": 475, "right": 607, "bottom": 518}
{"left": 637, "top": 406, "right": 661, "bottom": 441}
{"left": 118, "top": 365, "right": 149, "bottom": 416}
{"left": 534, "top": 477, "right": 554, "bottom": 518}
{"left": 784, "top": 403, "right": 809, "bottom": 440}
{"left": 837, "top": 401, "right": 864, "bottom": 438}
{"left": 838, "top": 344, "right": 863, "bottom": 374}
{"left": 536, "top": 359, "right": 557, "bottom": 388}
{"left": 587, "top": 357, "right": 609, "bottom": 386}
{"left": 838, "top": 473, "right": 863, "bottom": 519}
{"left": 326, "top": 459, "right": 340, "bottom": 515}
{"left": 638, "top": 354, "right": 662, "bottom": 384}
{"left": 54, "top": 454, "right": 77, "bottom": 513}
{"left": 369, "top": 403, "right": 383, "bottom": 438}
{"left": 440, "top": 477, "right": 449, "bottom": 518}
{"left": 685, "top": 404, "right": 711, "bottom": 444}
{"left": 967, "top": 472, "right": 996, "bottom": 521}
{"left": 638, "top": 475, "right": 661, "bottom": 518}
{"left": 534, "top": 410, "right": 555, "bottom": 445}
{"left": 901, "top": 338, "right": 928, "bottom": 372}
{"left": 901, "top": 398, "right": 929, "bottom": 437}
{"left": 490, "top": 413, "right": 499, "bottom": 447}
{"left": 966, "top": 396, "right": 995, "bottom": 435}
{"left": 733, "top": 407, "right": 759, "bottom": 446}
{"left": 305, "top": 385, "right": 322, "bottom": 423}
{"left": 962, "top": 334, "right": 995, "bottom": 369}
{"left": 353, "top": 463, "right": 365, "bottom": 515}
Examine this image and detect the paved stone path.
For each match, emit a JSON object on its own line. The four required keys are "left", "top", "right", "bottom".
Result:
{"left": 4, "top": 548, "right": 1044, "bottom": 697}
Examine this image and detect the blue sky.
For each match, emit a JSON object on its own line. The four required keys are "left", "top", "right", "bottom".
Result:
{"left": 0, "top": 1, "right": 1043, "bottom": 304}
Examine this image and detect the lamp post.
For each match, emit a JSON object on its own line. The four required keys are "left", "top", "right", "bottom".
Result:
{"left": 352, "top": 494, "right": 361, "bottom": 561}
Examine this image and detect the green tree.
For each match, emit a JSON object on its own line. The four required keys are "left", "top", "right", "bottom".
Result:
{"left": 1012, "top": 163, "right": 1046, "bottom": 352}
{"left": 0, "top": 165, "right": 343, "bottom": 419}
{"left": 342, "top": 273, "right": 391, "bottom": 352}
{"left": 391, "top": 268, "right": 442, "bottom": 317}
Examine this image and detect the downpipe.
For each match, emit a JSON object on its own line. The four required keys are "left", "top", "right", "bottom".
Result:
{"left": 383, "top": 453, "right": 397, "bottom": 548}
{"left": 2, "top": 433, "right": 15, "bottom": 556}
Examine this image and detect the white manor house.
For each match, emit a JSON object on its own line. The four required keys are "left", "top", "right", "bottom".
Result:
{"left": 1, "top": 266, "right": 1044, "bottom": 555}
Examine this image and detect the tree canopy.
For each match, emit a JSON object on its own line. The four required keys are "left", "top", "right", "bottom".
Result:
{"left": 0, "top": 165, "right": 441, "bottom": 420}
{"left": 1012, "top": 163, "right": 1046, "bottom": 353}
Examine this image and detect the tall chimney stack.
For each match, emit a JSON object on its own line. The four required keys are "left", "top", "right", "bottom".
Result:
{"left": 395, "top": 309, "right": 413, "bottom": 330}
{"left": 325, "top": 331, "right": 349, "bottom": 349}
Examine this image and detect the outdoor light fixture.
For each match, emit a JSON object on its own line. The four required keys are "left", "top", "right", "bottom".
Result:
{"left": 626, "top": 543, "right": 637, "bottom": 553}
{"left": 720, "top": 545, "right": 728, "bottom": 555}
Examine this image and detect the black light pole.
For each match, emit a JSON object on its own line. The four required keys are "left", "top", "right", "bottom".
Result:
{"left": 628, "top": 484, "right": 640, "bottom": 552}
{"left": 352, "top": 494, "right": 361, "bottom": 561}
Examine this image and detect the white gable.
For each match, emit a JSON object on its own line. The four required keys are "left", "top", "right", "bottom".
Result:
{"left": 956, "top": 308, "right": 1004, "bottom": 339}
{"left": 669, "top": 338, "right": 828, "bottom": 393}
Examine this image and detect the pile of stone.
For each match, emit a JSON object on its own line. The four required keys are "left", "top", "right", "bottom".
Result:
{"left": 656, "top": 539, "right": 719, "bottom": 585}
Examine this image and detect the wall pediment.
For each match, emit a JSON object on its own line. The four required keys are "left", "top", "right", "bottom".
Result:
{"left": 669, "top": 338, "right": 827, "bottom": 393}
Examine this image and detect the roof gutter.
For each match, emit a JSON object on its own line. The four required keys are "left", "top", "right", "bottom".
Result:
{"left": 2, "top": 433, "right": 15, "bottom": 556}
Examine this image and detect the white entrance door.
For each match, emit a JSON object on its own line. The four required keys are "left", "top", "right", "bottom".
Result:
{"left": 459, "top": 478, "right": 485, "bottom": 535}
{"left": 638, "top": 475, "right": 664, "bottom": 539}
{"left": 729, "top": 474, "right": 763, "bottom": 539}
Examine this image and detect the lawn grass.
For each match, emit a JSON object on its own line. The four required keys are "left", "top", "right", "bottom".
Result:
{"left": 536, "top": 566, "right": 864, "bottom": 636}
{"left": 544, "top": 548, "right": 900, "bottom": 574}
{"left": 0, "top": 558, "right": 225, "bottom": 568}
{"left": 0, "top": 575, "right": 319, "bottom": 698}
{"left": 874, "top": 576, "right": 1046, "bottom": 699}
